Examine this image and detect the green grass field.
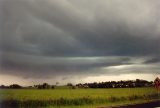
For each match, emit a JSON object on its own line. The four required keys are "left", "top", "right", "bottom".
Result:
{"left": 0, "top": 87, "right": 159, "bottom": 108}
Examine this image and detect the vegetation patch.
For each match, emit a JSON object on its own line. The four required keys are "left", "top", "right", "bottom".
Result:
{"left": 0, "top": 87, "right": 159, "bottom": 108}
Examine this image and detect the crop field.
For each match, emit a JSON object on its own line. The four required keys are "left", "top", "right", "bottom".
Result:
{"left": 0, "top": 87, "right": 159, "bottom": 108}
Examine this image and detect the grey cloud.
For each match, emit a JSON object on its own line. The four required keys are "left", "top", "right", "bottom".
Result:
{"left": 1, "top": 51, "right": 133, "bottom": 78}
{"left": 0, "top": 0, "right": 160, "bottom": 79}
{"left": 1, "top": 0, "right": 160, "bottom": 56}
{"left": 144, "top": 57, "right": 160, "bottom": 64}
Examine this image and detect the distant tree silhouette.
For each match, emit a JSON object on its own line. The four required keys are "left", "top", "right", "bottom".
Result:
{"left": 76, "top": 79, "right": 153, "bottom": 89}
{"left": 67, "top": 83, "right": 76, "bottom": 89}
{"left": 9, "top": 84, "right": 22, "bottom": 89}
{"left": 67, "top": 83, "right": 73, "bottom": 86}
{"left": 1, "top": 85, "right": 5, "bottom": 88}
{"left": 0, "top": 79, "right": 154, "bottom": 89}
{"left": 36, "top": 83, "right": 50, "bottom": 89}
{"left": 51, "top": 85, "right": 55, "bottom": 89}
{"left": 34, "top": 83, "right": 54, "bottom": 89}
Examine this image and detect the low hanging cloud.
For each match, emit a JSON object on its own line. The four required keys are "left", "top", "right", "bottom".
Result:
{"left": 0, "top": 0, "right": 160, "bottom": 80}
{"left": 1, "top": 51, "right": 134, "bottom": 78}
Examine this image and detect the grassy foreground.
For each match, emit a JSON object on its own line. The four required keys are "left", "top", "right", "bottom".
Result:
{"left": 0, "top": 87, "right": 159, "bottom": 108}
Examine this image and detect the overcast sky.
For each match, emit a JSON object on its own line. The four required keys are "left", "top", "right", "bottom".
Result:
{"left": 0, "top": 0, "right": 160, "bottom": 85}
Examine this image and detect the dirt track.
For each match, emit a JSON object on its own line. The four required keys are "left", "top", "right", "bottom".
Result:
{"left": 99, "top": 101, "right": 160, "bottom": 108}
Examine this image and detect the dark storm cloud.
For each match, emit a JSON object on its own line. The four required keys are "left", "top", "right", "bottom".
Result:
{"left": 1, "top": 51, "right": 133, "bottom": 78}
{"left": 144, "top": 57, "right": 160, "bottom": 64}
{"left": 0, "top": 0, "right": 160, "bottom": 78}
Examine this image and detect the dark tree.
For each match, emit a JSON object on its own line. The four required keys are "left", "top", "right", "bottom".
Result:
{"left": 9, "top": 84, "right": 22, "bottom": 89}
{"left": 67, "top": 83, "right": 73, "bottom": 86}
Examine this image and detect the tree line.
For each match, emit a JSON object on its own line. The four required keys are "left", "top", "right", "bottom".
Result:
{"left": 76, "top": 79, "right": 153, "bottom": 88}
{"left": 0, "top": 79, "right": 154, "bottom": 89}
{"left": 0, "top": 83, "right": 55, "bottom": 89}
